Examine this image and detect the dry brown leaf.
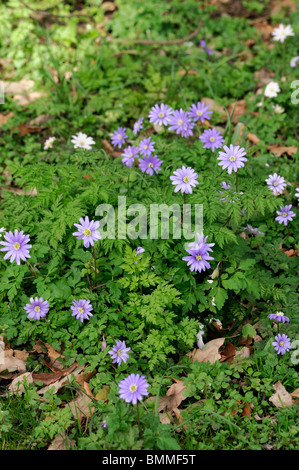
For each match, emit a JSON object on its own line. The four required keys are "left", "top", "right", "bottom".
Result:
{"left": 235, "top": 346, "right": 251, "bottom": 358}
{"left": 165, "top": 379, "right": 187, "bottom": 411}
{"left": 231, "top": 399, "right": 251, "bottom": 418}
{"left": 228, "top": 100, "right": 247, "bottom": 123}
{"left": 187, "top": 338, "right": 225, "bottom": 364}
{"left": 220, "top": 342, "right": 237, "bottom": 363}
{"left": 36, "top": 364, "right": 83, "bottom": 394}
{"left": 254, "top": 68, "right": 275, "bottom": 87}
{"left": 0, "top": 112, "right": 14, "bottom": 127}
{"left": 291, "top": 388, "right": 299, "bottom": 404}
{"left": 201, "top": 97, "right": 226, "bottom": 120}
{"left": 68, "top": 392, "right": 95, "bottom": 423}
{"left": 2, "top": 79, "right": 45, "bottom": 106}
{"left": 45, "top": 342, "right": 65, "bottom": 371}
{"left": 267, "top": 145, "right": 297, "bottom": 157}
{"left": 48, "top": 433, "right": 76, "bottom": 451}
{"left": 269, "top": 381, "right": 293, "bottom": 408}
{"left": 26, "top": 114, "right": 53, "bottom": 127}
{"left": 282, "top": 248, "right": 299, "bottom": 257}
{"left": 177, "top": 69, "right": 198, "bottom": 77}
{"left": 8, "top": 372, "right": 34, "bottom": 395}
{"left": 0, "top": 349, "right": 27, "bottom": 375}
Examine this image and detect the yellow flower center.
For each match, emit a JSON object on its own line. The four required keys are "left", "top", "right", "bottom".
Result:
{"left": 117, "top": 134, "right": 123, "bottom": 140}
{"left": 78, "top": 307, "right": 84, "bottom": 314}
{"left": 117, "top": 349, "right": 123, "bottom": 356}
{"left": 13, "top": 242, "right": 20, "bottom": 250}
{"left": 158, "top": 112, "right": 165, "bottom": 118}
{"left": 34, "top": 306, "right": 41, "bottom": 312}
{"left": 83, "top": 228, "right": 91, "bottom": 236}
{"left": 196, "top": 110, "right": 203, "bottom": 116}
{"left": 143, "top": 145, "right": 148, "bottom": 150}
{"left": 178, "top": 119, "right": 183, "bottom": 126}
{"left": 279, "top": 341, "right": 284, "bottom": 347}
{"left": 80, "top": 140, "right": 85, "bottom": 146}
{"left": 148, "top": 163, "right": 154, "bottom": 168}
{"left": 229, "top": 155, "right": 236, "bottom": 162}
{"left": 196, "top": 255, "right": 202, "bottom": 260}
{"left": 273, "top": 182, "right": 278, "bottom": 186}
{"left": 210, "top": 137, "right": 215, "bottom": 142}
{"left": 129, "top": 384, "right": 137, "bottom": 393}
{"left": 183, "top": 176, "right": 189, "bottom": 183}
{"left": 128, "top": 153, "right": 133, "bottom": 158}
{"left": 282, "top": 212, "right": 287, "bottom": 217}
{"left": 276, "top": 312, "right": 283, "bottom": 316}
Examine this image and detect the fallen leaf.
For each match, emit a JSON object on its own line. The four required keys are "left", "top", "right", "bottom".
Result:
{"left": 231, "top": 399, "right": 251, "bottom": 418}
{"left": 177, "top": 69, "right": 198, "bottom": 77}
{"left": 45, "top": 343, "right": 65, "bottom": 371}
{"left": 220, "top": 342, "right": 237, "bottom": 363}
{"left": 26, "top": 114, "right": 53, "bottom": 127}
{"left": 282, "top": 248, "right": 299, "bottom": 257}
{"left": 15, "top": 123, "right": 44, "bottom": 136}
{"left": 253, "top": 68, "right": 275, "bottom": 87}
{"left": 235, "top": 347, "right": 251, "bottom": 358}
{"left": 267, "top": 145, "right": 297, "bottom": 157}
{"left": 201, "top": 97, "right": 226, "bottom": 120}
{"left": 2, "top": 79, "right": 45, "bottom": 105}
{"left": 48, "top": 433, "right": 76, "bottom": 451}
{"left": 0, "top": 349, "right": 27, "bottom": 375}
{"left": 8, "top": 372, "right": 34, "bottom": 395}
{"left": 0, "top": 112, "right": 14, "bottom": 127}
{"left": 228, "top": 100, "right": 247, "bottom": 123}
{"left": 187, "top": 338, "right": 225, "bottom": 364}
{"left": 68, "top": 392, "right": 95, "bottom": 423}
{"left": 269, "top": 381, "right": 293, "bottom": 408}
{"left": 291, "top": 388, "right": 299, "bottom": 404}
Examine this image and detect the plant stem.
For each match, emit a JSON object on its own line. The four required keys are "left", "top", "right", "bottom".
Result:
{"left": 92, "top": 246, "right": 97, "bottom": 288}
{"left": 25, "top": 260, "right": 37, "bottom": 278}
{"left": 136, "top": 403, "right": 141, "bottom": 437}
{"left": 236, "top": 172, "right": 238, "bottom": 193}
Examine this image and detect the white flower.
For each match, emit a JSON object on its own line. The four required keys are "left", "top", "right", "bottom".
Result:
{"left": 0, "top": 227, "right": 6, "bottom": 238}
{"left": 272, "top": 104, "right": 284, "bottom": 114}
{"left": 71, "top": 132, "right": 95, "bottom": 150}
{"left": 295, "top": 187, "right": 299, "bottom": 199}
{"left": 44, "top": 136, "right": 56, "bottom": 150}
{"left": 196, "top": 324, "right": 205, "bottom": 349}
{"left": 272, "top": 24, "right": 294, "bottom": 43}
{"left": 264, "top": 81, "right": 280, "bottom": 98}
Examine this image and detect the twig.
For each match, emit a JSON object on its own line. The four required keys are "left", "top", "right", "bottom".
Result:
{"left": 106, "top": 20, "right": 203, "bottom": 46}
{"left": 18, "top": 0, "right": 95, "bottom": 23}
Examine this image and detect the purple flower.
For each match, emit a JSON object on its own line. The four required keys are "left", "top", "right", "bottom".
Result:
{"left": 138, "top": 155, "right": 162, "bottom": 176}
{"left": 200, "top": 40, "right": 213, "bottom": 55}
{"left": 100, "top": 420, "right": 108, "bottom": 429}
{"left": 275, "top": 205, "right": 295, "bottom": 226}
{"left": 181, "top": 119, "right": 195, "bottom": 138}
{"left": 188, "top": 101, "right": 212, "bottom": 123}
{"left": 148, "top": 104, "right": 173, "bottom": 126}
{"left": 0, "top": 230, "right": 32, "bottom": 265}
{"left": 272, "top": 334, "right": 291, "bottom": 355}
{"left": 118, "top": 373, "right": 149, "bottom": 404}
{"left": 137, "top": 137, "right": 155, "bottom": 157}
{"left": 121, "top": 145, "right": 139, "bottom": 168}
{"left": 268, "top": 311, "right": 289, "bottom": 323}
{"left": 219, "top": 181, "right": 231, "bottom": 202}
{"left": 133, "top": 118, "right": 144, "bottom": 136}
{"left": 217, "top": 144, "right": 247, "bottom": 174}
{"left": 136, "top": 247, "right": 145, "bottom": 255}
{"left": 182, "top": 233, "right": 215, "bottom": 273}
{"left": 170, "top": 166, "right": 199, "bottom": 194}
{"left": 244, "top": 225, "right": 264, "bottom": 236}
{"left": 168, "top": 109, "right": 190, "bottom": 135}
{"left": 266, "top": 173, "right": 286, "bottom": 195}
{"left": 199, "top": 128, "right": 224, "bottom": 152}
{"left": 111, "top": 127, "right": 128, "bottom": 148}
{"left": 71, "top": 299, "right": 93, "bottom": 323}
{"left": 24, "top": 297, "right": 49, "bottom": 320}
{"left": 73, "top": 216, "right": 101, "bottom": 248}
{"left": 290, "top": 56, "right": 299, "bottom": 67}
{"left": 108, "top": 340, "right": 131, "bottom": 366}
